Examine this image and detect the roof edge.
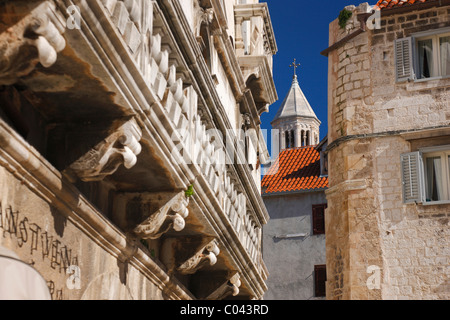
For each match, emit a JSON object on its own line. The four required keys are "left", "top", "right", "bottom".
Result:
{"left": 262, "top": 187, "right": 329, "bottom": 197}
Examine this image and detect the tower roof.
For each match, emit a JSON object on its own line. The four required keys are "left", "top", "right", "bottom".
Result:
{"left": 271, "top": 75, "right": 319, "bottom": 124}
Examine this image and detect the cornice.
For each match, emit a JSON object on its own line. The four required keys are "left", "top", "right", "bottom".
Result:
{"left": 234, "top": 3, "right": 277, "bottom": 55}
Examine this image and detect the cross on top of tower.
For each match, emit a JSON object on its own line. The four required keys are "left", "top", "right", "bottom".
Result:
{"left": 289, "top": 58, "right": 300, "bottom": 79}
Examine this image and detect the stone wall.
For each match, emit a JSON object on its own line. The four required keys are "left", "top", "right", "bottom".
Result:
{"left": 326, "top": 4, "right": 450, "bottom": 300}
{"left": 0, "top": 158, "right": 171, "bottom": 300}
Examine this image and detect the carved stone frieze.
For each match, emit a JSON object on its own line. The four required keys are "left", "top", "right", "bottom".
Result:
{"left": 0, "top": 2, "right": 66, "bottom": 85}
{"left": 133, "top": 191, "right": 190, "bottom": 240}
{"left": 67, "top": 119, "right": 142, "bottom": 182}
{"left": 177, "top": 239, "right": 220, "bottom": 275}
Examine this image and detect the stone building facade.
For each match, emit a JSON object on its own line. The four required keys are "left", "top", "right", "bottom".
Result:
{"left": 0, "top": 0, "right": 277, "bottom": 300}
{"left": 322, "top": 0, "right": 450, "bottom": 300}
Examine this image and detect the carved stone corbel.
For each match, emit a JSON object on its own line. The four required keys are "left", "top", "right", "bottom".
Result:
{"left": 177, "top": 239, "right": 220, "bottom": 275}
{"left": 193, "top": 1, "right": 214, "bottom": 37}
{"left": 205, "top": 272, "right": 241, "bottom": 300}
{"left": 0, "top": 2, "right": 66, "bottom": 85}
{"left": 67, "top": 119, "right": 143, "bottom": 182}
{"left": 241, "top": 113, "right": 251, "bottom": 130}
{"left": 133, "top": 191, "right": 190, "bottom": 240}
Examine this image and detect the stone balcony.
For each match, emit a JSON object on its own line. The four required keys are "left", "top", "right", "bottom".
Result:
{"left": 0, "top": 0, "right": 272, "bottom": 299}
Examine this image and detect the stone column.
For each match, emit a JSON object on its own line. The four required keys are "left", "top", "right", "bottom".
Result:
{"left": 235, "top": 17, "right": 245, "bottom": 56}
{"left": 295, "top": 128, "right": 301, "bottom": 148}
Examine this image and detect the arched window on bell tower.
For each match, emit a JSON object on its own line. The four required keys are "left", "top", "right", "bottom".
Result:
{"left": 285, "top": 130, "right": 295, "bottom": 149}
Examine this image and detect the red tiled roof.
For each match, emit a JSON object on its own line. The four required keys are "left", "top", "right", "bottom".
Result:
{"left": 261, "top": 146, "right": 328, "bottom": 195}
{"left": 375, "top": 0, "right": 429, "bottom": 10}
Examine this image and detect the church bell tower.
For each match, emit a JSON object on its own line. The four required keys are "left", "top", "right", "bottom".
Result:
{"left": 271, "top": 59, "right": 321, "bottom": 150}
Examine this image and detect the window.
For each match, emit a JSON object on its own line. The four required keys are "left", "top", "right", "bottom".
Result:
{"left": 314, "top": 265, "right": 327, "bottom": 297}
{"left": 312, "top": 204, "right": 327, "bottom": 235}
{"left": 417, "top": 33, "right": 450, "bottom": 79}
{"left": 320, "top": 151, "right": 329, "bottom": 177}
{"left": 199, "top": 24, "right": 212, "bottom": 71}
{"left": 285, "top": 130, "right": 295, "bottom": 149}
{"left": 401, "top": 146, "right": 450, "bottom": 204}
{"left": 395, "top": 28, "right": 450, "bottom": 82}
{"left": 424, "top": 151, "right": 450, "bottom": 202}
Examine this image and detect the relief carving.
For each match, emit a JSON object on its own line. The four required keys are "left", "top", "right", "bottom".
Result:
{"left": 133, "top": 191, "right": 190, "bottom": 240}
{"left": 67, "top": 119, "right": 143, "bottom": 182}
{"left": 206, "top": 272, "right": 241, "bottom": 300}
{"left": 177, "top": 239, "right": 220, "bottom": 275}
{"left": 0, "top": 2, "right": 66, "bottom": 85}
{"left": 193, "top": 1, "right": 214, "bottom": 37}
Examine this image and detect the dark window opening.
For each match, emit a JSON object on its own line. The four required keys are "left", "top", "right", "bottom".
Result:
{"left": 312, "top": 204, "right": 327, "bottom": 235}
{"left": 314, "top": 264, "right": 327, "bottom": 297}
{"left": 285, "top": 130, "right": 295, "bottom": 149}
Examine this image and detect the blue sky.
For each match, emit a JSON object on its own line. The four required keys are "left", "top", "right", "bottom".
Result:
{"left": 260, "top": 0, "right": 373, "bottom": 144}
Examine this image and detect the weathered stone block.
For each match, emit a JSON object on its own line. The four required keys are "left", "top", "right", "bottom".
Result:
{"left": 154, "top": 72, "right": 167, "bottom": 100}
{"left": 124, "top": 21, "right": 141, "bottom": 53}
{"left": 124, "top": 0, "right": 142, "bottom": 29}
{"left": 102, "top": 0, "right": 118, "bottom": 15}
{"left": 112, "top": 1, "right": 129, "bottom": 35}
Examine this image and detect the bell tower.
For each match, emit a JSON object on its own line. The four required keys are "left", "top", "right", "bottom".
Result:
{"left": 271, "top": 59, "right": 321, "bottom": 149}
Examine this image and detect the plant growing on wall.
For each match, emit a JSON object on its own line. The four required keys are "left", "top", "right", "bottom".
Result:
{"left": 185, "top": 185, "right": 195, "bottom": 198}
{"left": 338, "top": 9, "right": 353, "bottom": 29}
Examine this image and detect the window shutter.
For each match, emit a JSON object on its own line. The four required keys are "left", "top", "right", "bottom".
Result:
{"left": 314, "top": 265, "right": 327, "bottom": 297}
{"left": 312, "top": 204, "right": 326, "bottom": 235}
{"left": 395, "top": 37, "right": 415, "bottom": 82}
{"left": 400, "top": 152, "right": 424, "bottom": 203}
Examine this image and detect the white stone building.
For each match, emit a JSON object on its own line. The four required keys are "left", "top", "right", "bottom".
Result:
{"left": 0, "top": 0, "right": 277, "bottom": 300}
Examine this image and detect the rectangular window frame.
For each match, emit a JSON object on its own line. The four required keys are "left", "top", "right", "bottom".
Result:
{"left": 395, "top": 27, "right": 450, "bottom": 83}
{"left": 314, "top": 264, "right": 327, "bottom": 298}
{"left": 414, "top": 31, "right": 450, "bottom": 81}
{"left": 422, "top": 149, "right": 450, "bottom": 204}
{"left": 401, "top": 145, "right": 450, "bottom": 205}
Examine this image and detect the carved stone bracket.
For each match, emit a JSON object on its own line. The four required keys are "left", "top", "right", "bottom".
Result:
{"left": 193, "top": 1, "right": 214, "bottom": 37}
{"left": 133, "top": 191, "right": 190, "bottom": 240}
{"left": 67, "top": 119, "right": 143, "bottom": 182}
{"left": 177, "top": 239, "right": 220, "bottom": 275}
{"left": 0, "top": 2, "right": 66, "bottom": 85}
{"left": 205, "top": 272, "right": 241, "bottom": 300}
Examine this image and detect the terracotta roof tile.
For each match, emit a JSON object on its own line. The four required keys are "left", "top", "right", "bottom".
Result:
{"left": 375, "top": 0, "right": 430, "bottom": 10}
{"left": 261, "top": 146, "right": 329, "bottom": 195}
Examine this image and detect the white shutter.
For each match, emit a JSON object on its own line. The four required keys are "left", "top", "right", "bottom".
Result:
{"left": 395, "top": 37, "right": 415, "bottom": 82}
{"left": 400, "top": 152, "right": 424, "bottom": 203}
